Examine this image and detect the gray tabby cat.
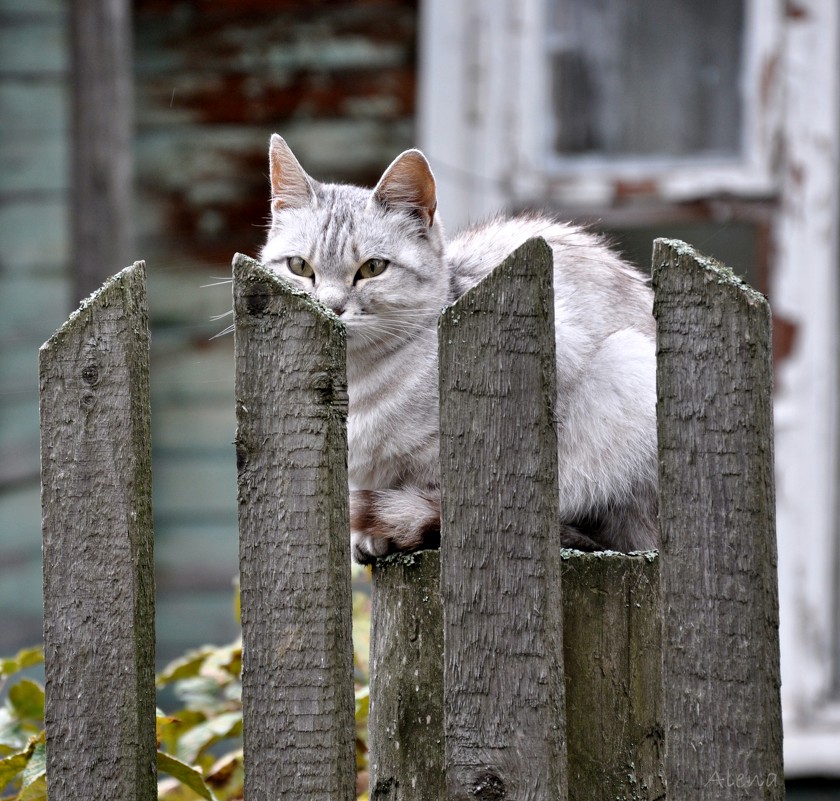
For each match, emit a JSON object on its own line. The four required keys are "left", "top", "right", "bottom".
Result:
{"left": 261, "top": 134, "right": 658, "bottom": 562}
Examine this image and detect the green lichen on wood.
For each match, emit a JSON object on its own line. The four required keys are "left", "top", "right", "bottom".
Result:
{"left": 40, "top": 261, "right": 148, "bottom": 353}
{"left": 653, "top": 237, "right": 767, "bottom": 306}
{"left": 560, "top": 548, "right": 659, "bottom": 563}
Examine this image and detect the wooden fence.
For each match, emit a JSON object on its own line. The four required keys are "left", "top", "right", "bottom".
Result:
{"left": 38, "top": 238, "right": 783, "bottom": 800}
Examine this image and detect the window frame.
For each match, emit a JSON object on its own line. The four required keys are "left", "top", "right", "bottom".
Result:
{"left": 419, "top": 0, "right": 784, "bottom": 225}
{"left": 519, "top": 0, "right": 784, "bottom": 206}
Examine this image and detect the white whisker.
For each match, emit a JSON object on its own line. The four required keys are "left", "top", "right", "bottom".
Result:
{"left": 210, "top": 324, "right": 236, "bottom": 339}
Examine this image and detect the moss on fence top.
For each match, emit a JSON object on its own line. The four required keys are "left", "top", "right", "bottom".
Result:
{"left": 653, "top": 237, "right": 767, "bottom": 306}
{"left": 40, "top": 261, "right": 148, "bottom": 354}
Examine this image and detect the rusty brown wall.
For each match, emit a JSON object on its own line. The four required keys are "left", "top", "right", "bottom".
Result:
{"left": 134, "top": 0, "right": 419, "bottom": 269}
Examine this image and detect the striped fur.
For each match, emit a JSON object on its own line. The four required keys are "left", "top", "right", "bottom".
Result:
{"left": 261, "top": 136, "right": 658, "bottom": 562}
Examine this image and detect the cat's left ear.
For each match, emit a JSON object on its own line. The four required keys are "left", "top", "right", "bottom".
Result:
{"left": 372, "top": 149, "right": 437, "bottom": 228}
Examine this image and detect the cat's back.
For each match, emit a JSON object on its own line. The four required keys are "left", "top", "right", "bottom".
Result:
{"left": 446, "top": 215, "right": 654, "bottom": 341}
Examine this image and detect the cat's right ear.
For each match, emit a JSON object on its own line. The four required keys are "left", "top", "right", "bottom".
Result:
{"left": 269, "top": 134, "right": 316, "bottom": 212}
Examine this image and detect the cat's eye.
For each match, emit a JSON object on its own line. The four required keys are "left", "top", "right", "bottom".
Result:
{"left": 287, "top": 256, "right": 314, "bottom": 279}
{"left": 356, "top": 258, "right": 389, "bottom": 281}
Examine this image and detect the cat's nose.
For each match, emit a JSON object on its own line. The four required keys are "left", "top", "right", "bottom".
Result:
{"left": 318, "top": 287, "right": 347, "bottom": 316}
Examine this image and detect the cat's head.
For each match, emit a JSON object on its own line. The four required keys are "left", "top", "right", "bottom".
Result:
{"left": 261, "top": 135, "right": 447, "bottom": 352}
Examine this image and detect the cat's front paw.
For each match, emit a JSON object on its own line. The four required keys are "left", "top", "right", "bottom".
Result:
{"left": 351, "top": 529, "right": 392, "bottom": 565}
{"left": 349, "top": 488, "right": 441, "bottom": 564}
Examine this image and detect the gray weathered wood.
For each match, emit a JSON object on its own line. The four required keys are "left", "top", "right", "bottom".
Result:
{"left": 71, "top": 0, "right": 134, "bottom": 301}
{"left": 439, "top": 238, "right": 568, "bottom": 801}
{"left": 40, "top": 262, "right": 156, "bottom": 800}
{"left": 561, "top": 550, "right": 664, "bottom": 801}
{"left": 368, "top": 546, "right": 663, "bottom": 801}
{"left": 233, "top": 253, "right": 356, "bottom": 801}
{"left": 653, "top": 239, "right": 783, "bottom": 799}
{"left": 369, "top": 551, "right": 445, "bottom": 801}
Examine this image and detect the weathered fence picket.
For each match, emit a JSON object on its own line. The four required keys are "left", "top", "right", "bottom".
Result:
{"left": 40, "top": 262, "right": 157, "bottom": 800}
{"left": 232, "top": 253, "right": 356, "bottom": 801}
{"left": 36, "top": 238, "right": 783, "bottom": 801}
{"left": 438, "top": 239, "right": 568, "bottom": 801}
{"left": 654, "top": 239, "right": 783, "bottom": 800}
{"left": 369, "top": 551, "right": 445, "bottom": 801}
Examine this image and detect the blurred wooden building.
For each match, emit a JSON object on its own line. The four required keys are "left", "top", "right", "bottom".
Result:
{"left": 0, "top": 0, "right": 419, "bottom": 663}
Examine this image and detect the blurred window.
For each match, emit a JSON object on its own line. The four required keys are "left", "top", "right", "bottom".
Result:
{"left": 547, "top": 0, "right": 745, "bottom": 160}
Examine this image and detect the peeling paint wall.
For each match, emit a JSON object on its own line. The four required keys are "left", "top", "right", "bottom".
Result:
{"left": 134, "top": 0, "right": 418, "bottom": 270}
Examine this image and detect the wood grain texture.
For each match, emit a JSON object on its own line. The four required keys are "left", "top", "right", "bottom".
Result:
{"left": 369, "top": 551, "right": 445, "bottom": 801}
{"left": 439, "top": 238, "right": 568, "bottom": 801}
{"left": 71, "top": 0, "right": 134, "bottom": 302}
{"left": 561, "top": 551, "right": 664, "bottom": 801}
{"left": 367, "top": 546, "right": 663, "bottom": 801}
{"left": 40, "top": 262, "right": 156, "bottom": 800}
{"left": 653, "top": 239, "right": 783, "bottom": 799}
{"left": 233, "top": 253, "right": 356, "bottom": 801}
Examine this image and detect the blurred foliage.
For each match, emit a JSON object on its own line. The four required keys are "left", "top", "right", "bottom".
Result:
{"left": 0, "top": 565, "right": 373, "bottom": 800}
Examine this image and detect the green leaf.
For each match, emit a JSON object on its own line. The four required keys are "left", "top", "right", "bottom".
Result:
{"left": 156, "top": 712, "right": 182, "bottom": 745}
{"left": 158, "top": 777, "right": 205, "bottom": 801}
{"left": 0, "top": 706, "right": 28, "bottom": 751}
{"left": 157, "top": 751, "right": 219, "bottom": 801}
{"left": 175, "top": 711, "right": 242, "bottom": 765}
{"left": 157, "top": 647, "right": 216, "bottom": 686}
{"left": 0, "top": 732, "right": 44, "bottom": 790}
{"left": 355, "top": 685, "right": 370, "bottom": 722}
{"left": 9, "top": 680, "right": 45, "bottom": 723}
{"left": 19, "top": 741, "right": 46, "bottom": 799}
{"left": 205, "top": 749, "right": 244, "bottom": 800}
{"left": 201, "top": 642, "right": 241, "bottom": 682}
{"left": 157, "top": 639, "right": 240, "bottom": 689}
{"left": 0, "top": 749, "right": 29, "bottom": 789}
{"left": 156, "top": 709, "right": 207, "bottom": 755}
{"left": 19, "top": 774, "right": 48, "bottom": 801}
{"left": 0, "top": 648, "right": 44, "bottom": 680}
